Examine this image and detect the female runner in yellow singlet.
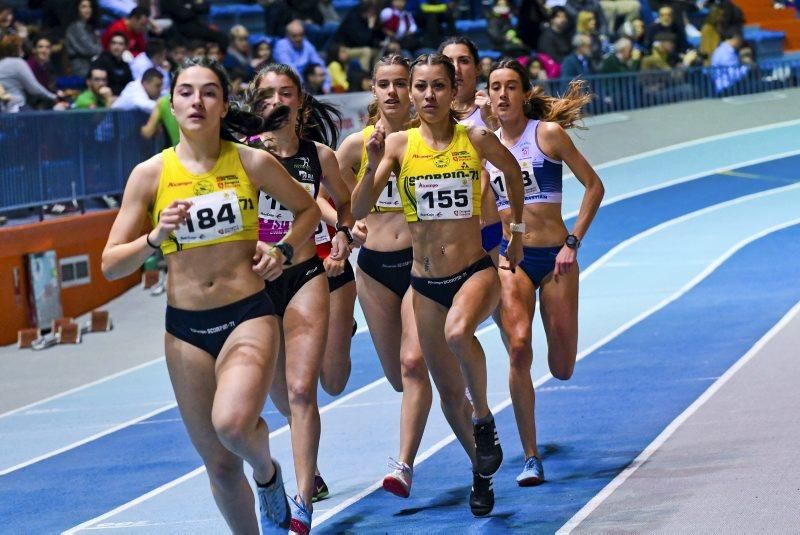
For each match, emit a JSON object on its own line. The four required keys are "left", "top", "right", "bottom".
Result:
{"left": 101, "top": 58, "right": 320, "bottom": 534}
{"left": 352, "top": 53, "right": 525, "bottom": 517}
{"left": 337, "top": 54, "right": 431, "bottom": 498}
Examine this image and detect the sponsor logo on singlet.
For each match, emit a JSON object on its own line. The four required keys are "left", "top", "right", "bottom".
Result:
{"left": 194, "top": 180, "right": 215, "bottom": 196}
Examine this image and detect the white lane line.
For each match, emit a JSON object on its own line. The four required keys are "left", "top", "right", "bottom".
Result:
{"left": 314, "top": 217, "right": 800, "bottom": 528}
{"left": 564, "top": 117, "right": 800, "bottom": 179}
{"left": 0, "top": 357, "right": 165, "bottom": 420}
{"left": 62, "top": 376, "right": 390, "bottom": 534}
{"left": 581, "top": 182, "right": 800, "bottom": 278}
{"left": 563, "top": 148, "right": 800, "bottom": 221}
{"left": 8, "top": 120, "right": 798, "bottom": 422}
{"left": 0, "top": 403, "right": 177, "bottom": 476}
{"left": 556, "top": 298, "right": 800, "bottom": 534}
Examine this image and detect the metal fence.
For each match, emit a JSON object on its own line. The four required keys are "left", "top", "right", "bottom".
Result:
{"left": 0, "top": 109, "right": 161, "bottom": 214}
{"left": 539, "top": 58, "right": 800, "bottom": 115}
{"left": 1, "top": 58, "right": 799, "bottom": 214}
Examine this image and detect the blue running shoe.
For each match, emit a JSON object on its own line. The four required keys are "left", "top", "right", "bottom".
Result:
{"left": 516, "top": 456, "right": 545, "bottom": 487}
{"left": 289, "top": 495, "right": 312, "bottom": 535}
{"left": 256, "top": 461, "right": 291, "bottom": 533}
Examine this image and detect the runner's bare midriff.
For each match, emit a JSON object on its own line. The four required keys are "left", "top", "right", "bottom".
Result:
{"left": 408, "top": 216, "right": 486, "bottom": 278}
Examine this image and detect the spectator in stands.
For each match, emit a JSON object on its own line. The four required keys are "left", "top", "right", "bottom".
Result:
{"left": 130, "top": 38, "right": 169, "bottom": 95}
{"left": 326, "top": 42, "right": 351, "bottom": 92}
{"left": 140, "top": 92, "right": 178, "bottom": 145}
{"left": 565, "top": 0, "right": 608, "bottom": 37}
{"left": 487, "top": 0, "right": 530, "bottom": 56}
{"left": 319, "top": 0, "right": 341, "bottom": 25}
{"left": 527, "top": 56, "right": 548, "bottom": 83}
{"left": 101, "top": 7, "right": 149, "bottom": 57}
{"left": 112, "top": 66, "right": 162, "bottom": 111}
{"left": 27, "top": 36, "right": 56, "bottom": 92}
{"left": 42, "top": 0, "right": 98, "bottom": 40}
{"left": 251, "top": 39, "right": 273, "bottom": 71}
{"left": 381, "top": 0, "right": 420, "bottom": 54}
{"left": 223, "top": 25, "right": 254, "bottom": 79}
{"left": 600, "top": 35, "right": 640, "bottom": 72}
{"left": 641, "top": 31, "right": 697, "bottom": 70}
{"left": 699, "top": 4, "right": 723, "bottom": 65}
{"left": 302, "top": 62, "right": 327, "bottom": 94}
{"left": 160, "top": 0, "right": 227, "bottom": 49}
{"left": 518, "top": 0, "right": 549, "bottom": 51}
{"left": 710, "top": 29, "right": 749, "bottom": 94}
{"left": 417, "top": 0, "right": 456, "bottom": 51}
{"left": 335, "top": 0, "right": 384, "bottom": 71}
{"left": 561, "top": 33, "right": 594, "bottom": 80}
{"left": 73, "top": 66, "right": 114, "bottom": 108}
{"left": 206, "top": 42, "right": 223, "bottom": 63}
{"left": 477, "top": 56, "right": 493, "bottom": 88}
{"left": 0, "top": 2, "right": 28, "bottom": 41}
{"left": 621, "top": 16, "right": 646, "bottom": 51}
{"left": 645, "top": 6, "right": 687, "bottom": 54}
{"left": 599, "top": 0, "right": 640, "bottom": 35}
{"left": 92, "top": 32, "right": 133, "bottom": 95}
{"left": 66, "top": 0, "right": 102, "bottom": 78}
{"left": 188, "top": 40, "right": 205, "bottom": 59}
{"left": 274, "top": 20, "right": 332, "bottom": 92}
{"left": 538, "top": 7, "right": 573, "bottom": 64}
{"left": 716, "top": 0, "right": 744, "bottom": 37}
{"left": 260, "top": 0, "right": 293, "bottom": 37}
{"left": 0, "top": 34, "right": 60, "bottom": 112}
{"left": 167, "top": 38, "right": 187, "bottom": 68}
{"left": 576, "top": 10, "right": 607, "bottom": 70}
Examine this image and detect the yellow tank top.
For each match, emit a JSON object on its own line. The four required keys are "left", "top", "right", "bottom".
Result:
{"left": 357, "top": 125, "right": 404, "bottom": 213}
{"left": 151, "top": 140, "right": 259, "bottom": 255}
{"left": 397, "top": 124, "right": 482, "bottom": 223}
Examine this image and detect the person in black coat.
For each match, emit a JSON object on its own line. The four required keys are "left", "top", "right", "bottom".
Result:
{"left": 537, "top": 7, "right": 573, "bottom": 63}
{"left": 160, "top": 0, "right": 228, "bottom": 48}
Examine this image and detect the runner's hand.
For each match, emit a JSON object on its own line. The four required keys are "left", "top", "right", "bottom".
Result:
{"left": 154, "top": 200, "right": 192, "bottom": 242}
{"left": 553, "top": 244, "right": 577, "bottom": 282}
{"left": 501, "top": 233, "right": 522, "bottom": 273}
{"left": 323, "top": 255, "right": 345, "bottom": 277}
{"left": 253, "top": 241, "right": 284, "bottom": 281}
{"left": 330, "top": 231, "right": 351, "bottom": 261}
{"left": 352, "top": 220, "right": 368, "bottom": 248}
{"left": 365, "top": 124, "right": 386, "bottom": 170}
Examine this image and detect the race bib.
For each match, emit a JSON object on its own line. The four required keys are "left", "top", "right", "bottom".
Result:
{"left": 375, "top": 174, "right": 401, "bottom": 210}
{"left": 258, "top": 183, "right": 315, "bottom": 223}
{"left": 174, "top": 190, "right": 243, "bottom": 244}
{"left": 416, "top": 177, "right": 473, "bottom": 220}
{"left": 314, "top": 221, "right": 331, "bottom": 245}
{"left": 490, "top": 159, "right": 540, "bottom": 210}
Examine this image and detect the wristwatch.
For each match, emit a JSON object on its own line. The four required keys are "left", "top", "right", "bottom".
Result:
{"left": 509, "top": 222, "right": 526, "bottom": 234}
{"left": 335, "top": 223, "right": 354, "bottom": 245}
{"left": 274, "top": 242, "right": 294, "bottom": 265}
{"left": 565, "top": 234, "right": 581, "bottom": 250}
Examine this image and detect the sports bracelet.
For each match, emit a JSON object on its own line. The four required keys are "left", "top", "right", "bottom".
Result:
{"left": 145, "top": 232, "right": 159, "bottom": 249}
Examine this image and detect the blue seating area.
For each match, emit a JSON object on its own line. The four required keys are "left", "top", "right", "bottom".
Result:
{"left": 208, "top": 3, "right": 265, "bottom": 33}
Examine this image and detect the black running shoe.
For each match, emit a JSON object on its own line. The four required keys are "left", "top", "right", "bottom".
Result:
{"left": 469, "top": 472, "right": 495, "bottom": 517}
{"left": 312, "top": 473, "right": 329, "bottom": 502}
{"left": 473, "top": 415, "right": 503, "bottom": 476}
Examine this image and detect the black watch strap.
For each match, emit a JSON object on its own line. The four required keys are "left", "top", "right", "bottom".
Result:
{"left": 565, "top": 234, "right": 581, "bottom": 250}
{"left": 275, "top": 242, "right": 293, "bottom": 265}
{"left": 336, "top": 224, "right": 354, "bottom": 245}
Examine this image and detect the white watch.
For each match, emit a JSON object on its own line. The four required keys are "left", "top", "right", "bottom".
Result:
{"left": 509, "top": 222, "right": 526, "bottom": 234}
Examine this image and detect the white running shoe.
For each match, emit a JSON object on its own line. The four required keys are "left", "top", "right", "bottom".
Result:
{"left": 382, "top": 458, "right": 413, "bottom": 498}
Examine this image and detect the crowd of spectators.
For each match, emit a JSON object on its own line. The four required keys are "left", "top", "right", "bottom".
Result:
{"left": 0, "top": 0, "right": 782, "bottom": 115}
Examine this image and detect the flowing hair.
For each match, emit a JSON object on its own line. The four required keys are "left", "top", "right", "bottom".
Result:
{"left": 366, "top": 54, "right": 411, "bottom": 126}
{"left": 490, "top": 59, "right": 591, "bottom": 129}
{"left": 170, "top": 57, "right": 290, "bottom": 142}
{"left": 409, "top": 53, "right": 458, "bottom": 126}
{"left": 249, "top": 63, "right": 342, "bottom": 147}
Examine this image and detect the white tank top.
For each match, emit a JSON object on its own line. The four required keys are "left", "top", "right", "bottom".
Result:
{"left": 458, "top": 106, "right": 486, "bottom": 129}
{"left": 485, "top": 119, "right": 563, "bottom": 210}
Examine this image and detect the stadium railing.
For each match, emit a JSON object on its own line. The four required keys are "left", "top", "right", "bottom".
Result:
{"left": 0, "top": 109, "right": 160, "bottom": 215}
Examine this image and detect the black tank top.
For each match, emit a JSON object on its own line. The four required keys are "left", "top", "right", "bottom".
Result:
{"left": 279, "top": 139, "right": 323, "bottom": 199}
